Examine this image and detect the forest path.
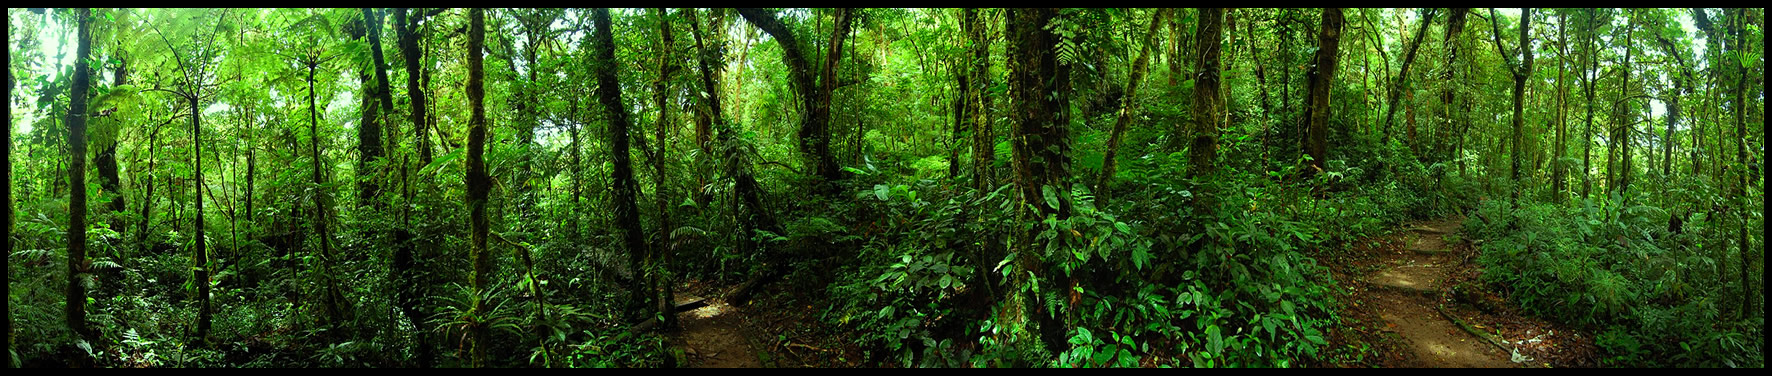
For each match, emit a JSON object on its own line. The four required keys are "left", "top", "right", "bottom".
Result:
{"left": 1359, "top": 217, "right": 1515, "bottom": 367}
{"left": 674, "top": 293, "right": 765, "bottom": 368}
{"left": 1338, "top": 217, "right": 1519, "bottom": 368}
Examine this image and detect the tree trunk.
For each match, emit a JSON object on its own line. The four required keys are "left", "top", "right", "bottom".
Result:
{"left": 6, "top": 46, "right": 14, "bottom": 369}
{"left": 1381, "top": 8, "right": 1435, "bottom": 146}
{"left": 651, "top": 7, "right": 678, "bottom": 331}
{"left": 1553, "top": 13, "right": 1570, "bottom": 203}
{"left": 967, "top": 8, "right": 995, "bottom": 190}
{"left": 595, "top": 7, "right": 654, "bottom": 325}
{"left": 98, "top": 53, "right": 126, "bottom": 232}
{"left": 1004, "top": 7, "right": 1072, "bottom": 358}
{"left": 1491, "top": 8, "right": 1533, "bottom": 199}
{"left": 736, "top": 8, "right": 850, "bottom": 183}
{"left": 1729, "top": 7, "right": 1753, "bottom": 319}
{"left": 65, "top": 8, "right": 95, "bottom": 340}
{"left": 392, "top": 8, "right": 434, "bottom": 367}
{"left": 464, "top": 7, "right": 491, "bottom": 368}
{"left": 1301, "top": 8, "right": 1344, "bottom": 175}
{"left": 1582, "top": 10, "right": 1598, "bottom": 199}
{"left": 1100, "top": 9, "right": 1166, "bottom": 198}
{"left": 1189, "top": 8, "right": 1224, "bottom": 179}
{"left": 356, "top": 8, "right": 392, "bottom": 209}
{"left": 693, "top": 8, "right": 778, "bottom": 269}
{"left": 1444, "top": 8, "right": 1468, "bottom": 174}
{"left": 1616, "top": 11, "right": 1634, "bottom": 195}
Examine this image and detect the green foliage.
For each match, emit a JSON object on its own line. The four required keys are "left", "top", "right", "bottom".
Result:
{"left": 1469, "top": 193, "right": 1764, "bottom": 367}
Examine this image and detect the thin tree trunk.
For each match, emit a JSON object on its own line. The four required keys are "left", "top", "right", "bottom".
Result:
{"left": 651, "top": 7, "right": 678, "bottom": 331}
{"left": 1490, "top": 8, "right": 1533, "bottom": 200}
{"left": 66, "top": 8, "right": 95, "bottom": 340}
{"left": 1381, "top": 8, "right": 1435, "bottom": 146}
{"left": 736, "top": 8, "right": 851, "bottom": 184}
{"left": 1100, "top": 9, "right": 1166, "bottom": 198}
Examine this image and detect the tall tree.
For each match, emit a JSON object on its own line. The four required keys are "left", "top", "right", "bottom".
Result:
{"left": 1727, "top": 7, "right": 1754, "bottom": 318}
{"left": 594, "top": 7, "right": 652, "bottom": 325}
{"left": 1301, "top": 8, "right": 1345, "bottom": 175}
{"left": 736, "top": 8, "right": 852, "bottom": 183}
{"left": 693, "top": 8, "right": 780, "bottom": 291}
{"left": 1553, "top": 11, "right": 1571, "bottom": 203}
{"left": 356, "top": 8, "right": 395, "bottom": 209}
{"left": 1381, "top": 9, "right": 1436, "bottom": 147}
{"left": 1490, "top": 8, "right": 1534, "bottom": 200}
{"left": 1189, "top": 8, "right": 1224, "bottom": 179}
{"left": 965, "top": 8, "right": 995, "bottom": 190}
{"left": 64, "top": 8, "right": 95, "bottom": 340}
{"left": 1004, "top": 7, "right": 1072, "bottom": 357}
{"left": 1099, "top": 9, "right": 1166, "bottom": 197}
{"left": 390, "top": 7, "right": 435, "bottom": 367}
{"left": 5, "top": 36, "right": 14, "bottom": 370}
{"left": 1580, "top": 9, "right": 1600, "bottom": 199}
{"left": 464, "top": 7, "right": 492, "bottom": 368}
{"left": 1612, "top": 10, "right": 1635, "bottom": 195}
{"left": 1442, "top": 8, "right": 1469, "bottom": 174}
{"left": 96, "top": 50, "right": 126, "bottom": 233}
{"left": 650, "top": 6, "right": 679, "bottom": 332}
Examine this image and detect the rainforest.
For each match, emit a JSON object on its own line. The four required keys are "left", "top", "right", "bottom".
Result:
{"left": 4, "top": 8, "right": 1765, "bottom": 368}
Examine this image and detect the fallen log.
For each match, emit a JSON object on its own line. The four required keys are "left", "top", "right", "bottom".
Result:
{"left": 627, "top": 298, "right": 712, "bottom": 334}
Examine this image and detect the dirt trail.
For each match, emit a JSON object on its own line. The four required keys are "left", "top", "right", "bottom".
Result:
{"left": 1356, "top": 217, "right": 1517, "bottom": 368}
{"left": 675, "top": 294, "right": 763, "bottom": 368}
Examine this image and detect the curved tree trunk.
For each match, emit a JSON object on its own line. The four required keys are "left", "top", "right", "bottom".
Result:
{"left": 736, "top": 8, "right": 851, "bottom": 184}
{"left": 1099, "top": 9, "right": 1166, "bottom": 198}
{"left": 1381, "top": 9, "right": 1435, "bottom": 146}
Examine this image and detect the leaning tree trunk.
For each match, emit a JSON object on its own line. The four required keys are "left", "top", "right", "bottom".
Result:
{"left": 735, "top": 8, "right": 851, "bottom": 184}
{"left": 464, "top": 7, "right": 492, "bottom": 368}
{"left": 1381, "top": 8, "right": 1435, "bottom": 147}
{"left": 593, "top": 7, "right": 653, "bottom": 325}
{"left": 1301, "top": 8, "right": 1344, "bottom": 176}
{"left": 692, "top": 8, "right": 779, "bottom": 297}
{"left": 66, "top": 8, "right": 95, "bottom": 340}
{"left": 1099, "top": 9, "right": 1166, "bottom": 198}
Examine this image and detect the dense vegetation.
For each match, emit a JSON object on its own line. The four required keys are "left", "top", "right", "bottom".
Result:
{"left": 5, "top": 8, "right": 1763, "bottom": 368}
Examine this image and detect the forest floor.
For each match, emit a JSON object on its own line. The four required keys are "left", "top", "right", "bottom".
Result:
{"left": 1322, "top": 216, "right": 1600, "bottom": 368}
{"left": 671, "top": 277, "right": 865, "bottom": 368}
